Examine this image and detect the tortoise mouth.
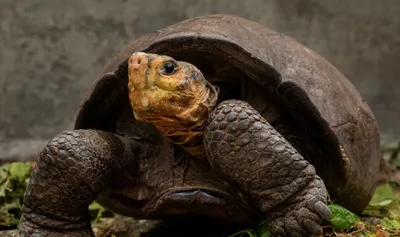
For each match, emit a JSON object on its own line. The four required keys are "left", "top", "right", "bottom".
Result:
{"left": 156, "top": 187, "right": 230, "bottom": 210}
{"left": 147, "top": 187, "right": 259, "bottom": 223}
{"left": 163, "top": 188, "right": 227, "bottom": 205}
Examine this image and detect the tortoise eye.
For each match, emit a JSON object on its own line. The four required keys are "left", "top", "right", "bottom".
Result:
{"left": 161, "top": 61, "right": 178, "bottom": 75}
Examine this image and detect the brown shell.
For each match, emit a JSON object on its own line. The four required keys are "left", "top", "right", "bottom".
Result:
{"left": 74, "top": 14, "right": 381, "bottom": 213}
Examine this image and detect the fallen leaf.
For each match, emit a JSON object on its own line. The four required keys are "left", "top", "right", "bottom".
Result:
{"left": 376, "top": 228, "right": 390, "bottom": 237}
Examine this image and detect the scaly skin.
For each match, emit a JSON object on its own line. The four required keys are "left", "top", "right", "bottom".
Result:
{"left": 19, "top": 130, "right": 150, "bottom": 237}
{"left": 204, "top": 100, "right": 332, "bottom": 237}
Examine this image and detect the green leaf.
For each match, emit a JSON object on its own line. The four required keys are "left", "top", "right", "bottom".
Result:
{"left": 0, "top": 165, "right": 9, "bottom": 184}
{"left": 228, "top": 229, "right": 257, "bottom": 237}
{"left": 368, "top": 183, "right": 395, "bottom": 207}
{"left": 8, "top": 162, "right": 33, "bottom": 183}
{"left": 362, "top": 183, "right": 400, "bottom": 217}
{"left": 0, "top": 162, "right": 33, "bottom": 228}
{"left": 258, "top": 221, "right": 271, "bottom": 237}
{"left": 380, "top": 217, "right": 400, "bottom": 230}
{"left": 328, "top": 204, "right": 360, "bottom": 229}
{"left": 259, "top": 231, "right": 271, "bottom": 237}
{"left": 89, "top": 201, "right": 105, "bottom": 211}
{"left": 89, "top": 201, "right": 106, "bottom": 223}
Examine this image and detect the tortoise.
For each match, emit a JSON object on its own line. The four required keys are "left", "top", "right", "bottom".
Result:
{"left": 19, "top": 14, "right": 381, "bottom": 237}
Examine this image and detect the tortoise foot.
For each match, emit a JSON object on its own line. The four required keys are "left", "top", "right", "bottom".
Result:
{"left": 19, "top": 129, "right": 143, "bottom": 237}
{"left": 268, "top": 176, "right": 331, "bottom": 237}
{"left": 204, "top": 99, "right": 331, "bottom": 237}
{"left": 19, "top": 213, "right": 93, "bottom": 237}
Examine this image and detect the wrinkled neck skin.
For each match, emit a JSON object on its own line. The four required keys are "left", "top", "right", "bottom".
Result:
{"left": 158, "top": 80, "right": 219, "bottom": 158}
{"left": 127, "top": 53, "right": 220, "bottom": 159}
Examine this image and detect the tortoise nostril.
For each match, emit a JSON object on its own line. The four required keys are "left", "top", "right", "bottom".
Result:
{"left": 130, "top": 57, "right": 142, "bottom": 66}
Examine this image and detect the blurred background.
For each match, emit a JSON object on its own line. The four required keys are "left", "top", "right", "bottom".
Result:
{"left": 0, "top": 0, "right": 399, "bottom": 162}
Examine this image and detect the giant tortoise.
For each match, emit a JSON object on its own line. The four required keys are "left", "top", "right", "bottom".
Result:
{"left": 19, "top": 14, "right": 381, "bottom": 237}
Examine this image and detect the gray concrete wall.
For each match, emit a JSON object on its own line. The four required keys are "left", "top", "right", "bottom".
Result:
{"left": 1, "top": 0, "right": 399, "bottom": 161}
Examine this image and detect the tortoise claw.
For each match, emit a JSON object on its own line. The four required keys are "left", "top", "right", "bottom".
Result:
{"left": 314, "top": 200, "right": 332, "bottom": 221}
{"left": 268, "top": 177, "right": 330, "bottom": 237}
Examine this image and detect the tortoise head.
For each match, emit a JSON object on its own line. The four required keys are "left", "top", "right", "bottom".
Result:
{"left": 128, "top": 52, "right": 219, "bottom": 148}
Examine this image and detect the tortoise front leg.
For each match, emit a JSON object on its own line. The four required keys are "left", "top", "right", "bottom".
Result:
{"left": 204, "top": 100, "right": 331, "bottom": 237}
{"left": 19, "top": 130, "right": 150, "bottom": 237}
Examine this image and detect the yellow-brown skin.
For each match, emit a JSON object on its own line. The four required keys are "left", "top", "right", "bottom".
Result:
{"left": 128, "top": 52, "right": 219, "bottom": 156}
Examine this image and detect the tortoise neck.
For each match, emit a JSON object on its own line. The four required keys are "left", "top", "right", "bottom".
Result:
{"left": 162, "top": 126, "right": 207, "bottom": 159}
{"left": 181, "top": 135, "right": 207, "bottom": 159}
